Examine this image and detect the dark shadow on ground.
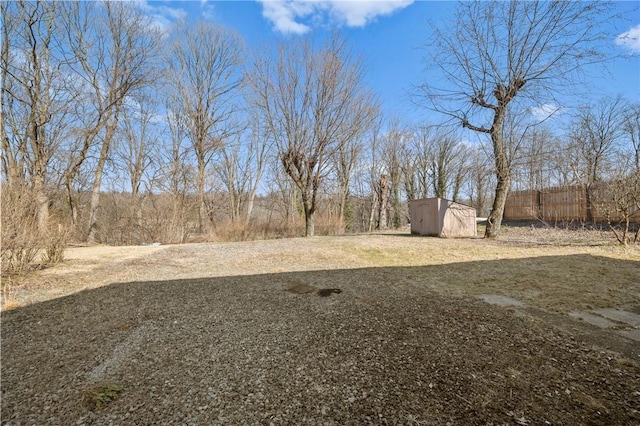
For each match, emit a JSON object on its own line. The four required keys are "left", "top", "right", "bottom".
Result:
{"left": 2, "top": 255, "right": 639, "bottom": 425}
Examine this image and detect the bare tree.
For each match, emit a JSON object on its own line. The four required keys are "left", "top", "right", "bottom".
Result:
{"left": 402, "top": 126, "right": 469, "bottom": 202}
{"left": 466, "top": 150, "right": 493, "bottom": 217}
{"left": 165, "top": 21, "right": 244, "bottom": 234}
{"left": 356, "top": 117, "right": 384, "bottom": 232}
{"left": 333, "top": 129, "right": 365, "bottom": 232}
{"left": 379, "top": 120, "right": 409, "bottom": 229}
{"left": 429, "top": 134, "right": 465, "bottom": 200}
{"left": 115, "top": 93, "right": 161, "bottom": 244}
{"left": 510, "top": 127, "right": 559, "bottom": 191}
{"left": 594, "top": 170, "right": 640, "bottom": 245}
{"left": 408, "top": 126, "right": 435, "bottom": 200}
{"left": 623, "top": 103, "right": 640, "bottom": 171}
{"left": 1, "top": 1, "right": 73, "bottom": 232}
{"left": 266, "top": 156, "right": 300, "bottom": 226}
{"left": 1, "top": 1, "right": 24, "bottom": 187}
{"left": 63, "top": 2, "right": 159, "bottom": 242}
{"left": 570, "top": 96, "right": 626, "bottom": 221}
{"left": 160, "top": 106, "right": 194, "bottom": 243}
{"left": 548, "top": 136, "right": 582, "bottom": 188}
{"left": 215, "top": 117, "right": 270, "bottom": 224}
{"left": 247, "top": 34, "right": 377, "bottom": 236}
{"left": 418, "top": 0, "right": 615, "bottom": 238}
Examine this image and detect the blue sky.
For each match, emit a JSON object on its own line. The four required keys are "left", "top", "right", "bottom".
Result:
{"left": 144, "top": 0, "right": 640, "bottom": 125}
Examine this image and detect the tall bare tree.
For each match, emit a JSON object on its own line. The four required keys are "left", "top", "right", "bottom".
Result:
{"left": 333, "top": 130, "right": 365, "bottom": 232}
{"left": 161, "top": 105, "right": 193, "bottom": 243}
{"left": 266, "top": 156, "right": 300, "bottom": 225}
{"left": 215, "top": 118, "right": 270, "bottom": 224}
{"left": 623, "top": 103, "right": 640, "bottom": 171}
{"left": 1, "top": 1, "right": 73, "bottom": 232}
{"left": 63, "top": 1, "right": 159, "bottom": 242}
{"left": 429, "top": 134, "right": 465, "bottom": 200}
{"left": 115, "top": 93, "right": 160, "bottom": 244}
{"left": 570, "top": 96, "right": 626, "bottom": 221}
{"left": 419, "top": 0, "right": 615, "bottom": 237}
{"left": 408, "top": 126, "right": 435, "bottom": 200}
{"left": 511, "top": 127, "right": 558, "bottom": 191}
{"left": 247, "top": 34, "right": 377, "bottom": 236}
{"left": 165, "top": 21, "right": 244, "bottom": 234}
{"left": 466, "top": 149, "right": 493, "bottom": 217}
{"left": 380, "top": 120, "right": 409, "bottom": 229}
{"left": 358, "top": 117, "right": 384, "bottom": 232}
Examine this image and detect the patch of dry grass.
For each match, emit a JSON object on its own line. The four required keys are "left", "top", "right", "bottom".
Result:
{"left": 330, "top": 231, "right": 638, "bottom": 312}
{"left": 4, "top": 227, "right": 639, "bottom": 313}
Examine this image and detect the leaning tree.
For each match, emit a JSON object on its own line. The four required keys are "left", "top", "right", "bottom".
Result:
{"left": 418, "top": 0, "right": 616, "bottom": 238}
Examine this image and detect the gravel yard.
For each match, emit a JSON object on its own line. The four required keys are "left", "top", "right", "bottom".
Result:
{"left": 2, "top": 231, "right": 640, "bottom": 424}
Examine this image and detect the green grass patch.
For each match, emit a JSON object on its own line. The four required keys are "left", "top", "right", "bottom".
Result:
{"left": 84, "top": 383, "right": 123, "bottom": 410}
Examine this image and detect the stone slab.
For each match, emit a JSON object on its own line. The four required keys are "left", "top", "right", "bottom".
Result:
{"left": 478, "top": 295, "right": 523, "bottom": 307}
{"left": 568, "top": 311, "right": 616, "bottom": 329}
{"left": 593, "top": 309, "right": 640, "bottom": 327}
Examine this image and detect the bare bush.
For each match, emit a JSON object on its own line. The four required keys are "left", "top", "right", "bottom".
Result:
{"left": 1, "top": 182, "right": 69, "bottom": 306}
{"left": 593, "top": 173, "right": 640, "bottom": 245}
{"left": 213, "top": 212, "right": 346, "bottom": 243}
{"left": 42, "top": 225, "right": 70, "bottom": 265}
{"left": 1, "top": 184, "right": 41, "bottom": 276}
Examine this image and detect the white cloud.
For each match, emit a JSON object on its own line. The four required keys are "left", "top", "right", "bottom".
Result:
{"left": 530, "top": 103, "right": 562, "bottom": 121}
{"left": 257, "top": 0, "right": 414, "bottom": 35}
{"left": 259, "top": 1, "right": 314, "bottom": 34}
{"left": 134, "top": 1, "right": 188, "bottom": 35}
{"left": 330, "top": 0, "right": 413, "bottom": 26}
{"left": 616, "top": 24, "right": 640, "bottom": 53}
{"left": 200, "top": 0, "right": 217, "bottom": 21}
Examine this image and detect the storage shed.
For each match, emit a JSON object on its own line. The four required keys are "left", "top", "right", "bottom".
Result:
{"left": 409, "top": 198, "right": 477, "bottom": 238}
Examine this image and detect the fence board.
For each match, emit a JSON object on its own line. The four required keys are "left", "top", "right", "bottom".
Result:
{"left": 503, "top": 190, "right": 539, "bottom": 220}
{"left": 541, "top": 187, "right": 587, "bottom": 221}
{"left": 504, "top": 185, "right": 639, "bottom": 223}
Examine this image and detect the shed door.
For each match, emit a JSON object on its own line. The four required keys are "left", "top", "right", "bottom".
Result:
{"left": 423, "top": 202, "right": 439, "bottom": 235}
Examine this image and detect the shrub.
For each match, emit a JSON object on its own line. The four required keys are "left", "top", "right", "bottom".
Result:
{"left": 1, "top": 183, "right": 69, "bottom": 275}
{"left": 1, "top": 183, "right": 41, "bottom": 276}
{"left": 42, "top": 225, "right": 70, "bottom": 265}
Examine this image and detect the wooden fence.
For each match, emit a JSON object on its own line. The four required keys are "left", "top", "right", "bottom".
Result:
{"left": 504, "top": 185, "right": 640, "bottom": 223}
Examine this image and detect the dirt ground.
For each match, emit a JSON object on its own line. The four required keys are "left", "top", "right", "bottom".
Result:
{"left": 2, "top": 228, "right": 639, "bottom": 424}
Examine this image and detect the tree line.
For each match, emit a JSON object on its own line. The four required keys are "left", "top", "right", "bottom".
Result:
{"left": 2, "top": 0, "right": 637, "bottom": 263}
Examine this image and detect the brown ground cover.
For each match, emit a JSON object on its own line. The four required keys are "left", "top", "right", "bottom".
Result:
{"left": 2, "top": 227, "right": 639, "bottom": 424}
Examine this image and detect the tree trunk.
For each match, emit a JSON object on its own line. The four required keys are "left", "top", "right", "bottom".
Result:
{"left": 337, "top": 190, "right": 348, "bottom": 233}
{"left": 33, "top": 176, "right": 49, "bottom": 235}
{"left": 197, "top": 155, "right": 208, "bottom": 234}
{"left": 377, "top": 174, "right": 389, "bottom": 230}
{"left": 484, "top": 111, "right": 510, "bottom": 239}
{"left": 368, "top": 191, "right": 377, "bottom": 232}
{"left": 452, "top": 170, "right": 463, "bottom": 202}
{"left": 86, "top": 173, "right": 103, "bottom": 243}
{"left": 302, "top": 196, "right": 315, "bottom": 237}
{"left": 585, "top": 184, "right": 594, "bottom": 223}
{"left": 86, "top": 124, "right": 115, "bottom": 243}
{"left": 485, "top": 173, "right": 510, "bottom": 238}
{"left": 128, "top": 191, "right": 138, "bottom": 245}
{"left": 245, "top": 191, "right": 255, "bottom": 224}
{"left": 305, "top": 210, "right": 315, "bottom": 237}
